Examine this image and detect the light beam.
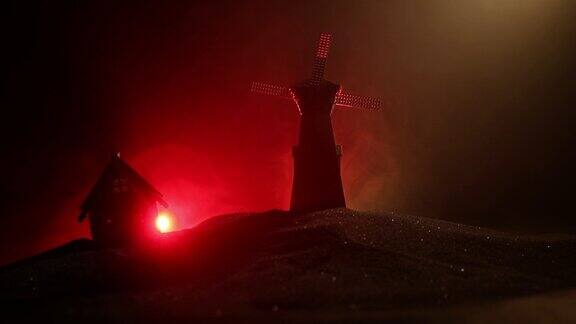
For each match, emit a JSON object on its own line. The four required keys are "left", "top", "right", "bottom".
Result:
{"left": 155, "top": 212, "right": 174, "bottom": 233}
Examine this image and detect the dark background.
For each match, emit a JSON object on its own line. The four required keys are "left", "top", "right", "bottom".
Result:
{"left": 1, "top": 0, "right": 575, "bottom": 265}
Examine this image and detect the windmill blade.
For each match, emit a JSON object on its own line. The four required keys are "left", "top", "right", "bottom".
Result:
{"left": 250, "top": 81, "right": 291, "bottom": 99}
{"left": 335, "top": 91, "right": 381, "bottom": 110}
{"left": 309, "top": 33, "right": 333, "bottom": 87}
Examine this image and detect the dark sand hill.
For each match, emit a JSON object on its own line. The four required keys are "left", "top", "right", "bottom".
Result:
{"left": 1, "top": 209, "right": 576, "bottom": 323}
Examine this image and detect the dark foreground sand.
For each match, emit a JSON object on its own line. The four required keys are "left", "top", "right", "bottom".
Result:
{"left": 1, "top": 209, "right": 576, "bottom": 323}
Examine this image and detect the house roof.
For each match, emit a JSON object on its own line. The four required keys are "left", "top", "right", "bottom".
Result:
{"left": 78, "top": 153, "right": 168, "bottom": 222}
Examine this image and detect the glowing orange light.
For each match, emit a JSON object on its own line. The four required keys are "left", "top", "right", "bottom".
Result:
{"left": 155, "top": 212, "right": 174, "bottom": 233}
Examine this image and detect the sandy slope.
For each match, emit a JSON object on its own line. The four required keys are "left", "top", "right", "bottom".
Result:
{"left": 1, "top": 209, "right": 575, "bottom": 322}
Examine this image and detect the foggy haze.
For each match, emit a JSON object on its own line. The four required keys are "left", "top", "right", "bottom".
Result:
{"left": 2, "top": 0, "right": 575, "bottom": 264}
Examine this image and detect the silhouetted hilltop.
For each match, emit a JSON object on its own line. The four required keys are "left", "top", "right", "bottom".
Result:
{"left": 2, "top": 209, "right": 576, "bottom": 322}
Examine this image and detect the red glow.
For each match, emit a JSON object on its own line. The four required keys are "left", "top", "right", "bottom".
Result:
{"left": 156, "top": 212, "right": 174, "bottom": 233}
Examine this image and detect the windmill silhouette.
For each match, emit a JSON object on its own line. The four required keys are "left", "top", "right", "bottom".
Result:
{"left": 251, "top": 33, "right": 381, "bottom": 213}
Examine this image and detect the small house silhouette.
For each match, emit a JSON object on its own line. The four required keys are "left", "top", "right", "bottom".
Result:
{"left": 78, "top": 153, "right": 168, "bottom": 247}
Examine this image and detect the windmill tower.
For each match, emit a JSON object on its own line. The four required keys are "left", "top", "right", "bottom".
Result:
{"left": 251, "top": 33, "right": 381, "bottom": 213}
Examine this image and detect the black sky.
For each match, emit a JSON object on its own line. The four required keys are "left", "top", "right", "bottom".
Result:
{"left": 2, "top": 0, "right": 576, "bottom": 264}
